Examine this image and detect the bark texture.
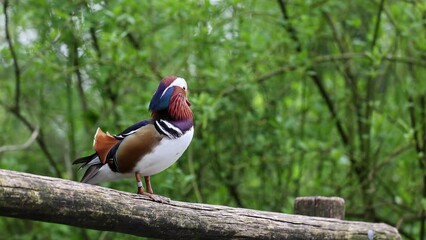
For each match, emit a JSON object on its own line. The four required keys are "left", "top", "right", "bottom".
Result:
{"left": 0, "top": 169, "right": 400, "bottom": 239}
{"left": 294, "top": 196, "right": 345, "bottom": 220}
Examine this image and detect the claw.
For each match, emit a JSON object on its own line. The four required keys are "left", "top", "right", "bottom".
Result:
{"left": 135, "top": 172, "right": 170, "bottom": 203}
{"left": 137, "top": 191, "right": 170, "bottom": 203}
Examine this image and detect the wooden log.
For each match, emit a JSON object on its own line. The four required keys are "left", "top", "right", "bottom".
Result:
{"left": 0, "top": 169, "right": 400, "bottom": 239}
{"left": 294, "top": 196, "right": 345, "bottom": 219}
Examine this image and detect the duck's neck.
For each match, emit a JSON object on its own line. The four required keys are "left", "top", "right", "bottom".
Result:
{"left": 152, "top": 110, "right": 193, "bottom": 132}
{"left": 168, "top": 118, "right": 193, "bottom": 132}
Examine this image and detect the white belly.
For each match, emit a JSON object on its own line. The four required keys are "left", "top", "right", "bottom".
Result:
{"left": 133, "top": 127, "right": 194, "bottom": 176}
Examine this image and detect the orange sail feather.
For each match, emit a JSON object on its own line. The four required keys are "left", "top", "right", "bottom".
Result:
{"left": 93, "top": 128, "right": 119, "bottom": 164}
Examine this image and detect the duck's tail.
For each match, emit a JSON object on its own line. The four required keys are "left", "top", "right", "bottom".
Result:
{"left": 73, "top": 153, "right": 103, "bottom": 183}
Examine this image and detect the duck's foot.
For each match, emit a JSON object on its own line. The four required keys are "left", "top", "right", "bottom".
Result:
{"left": 137, "top": 190, "right": 170, "bottom": 203}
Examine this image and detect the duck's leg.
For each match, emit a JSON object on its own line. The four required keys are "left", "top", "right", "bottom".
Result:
{"left": 135, "top": 172, "right": 170, "bottom": 203}
{"left": 135, "top": 172, "right": 145, "bottom": 194}
{"left": 144, "top": 176, "right": 154, "bottom": 194}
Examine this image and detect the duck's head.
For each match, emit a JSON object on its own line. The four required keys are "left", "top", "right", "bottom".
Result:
{"left": 149, "top": 76, "right": 192, "bottom": 120}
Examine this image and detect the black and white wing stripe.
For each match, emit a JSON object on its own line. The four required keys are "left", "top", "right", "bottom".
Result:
{"left": 154, "top": 120, "right": 183, "bottom": 139}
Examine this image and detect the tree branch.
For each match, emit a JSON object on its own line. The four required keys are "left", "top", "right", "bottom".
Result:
{"left": 321, "top": 10, "right": 361, "bottom": 151}
{"left": 408, "top": 96, "right": 423, "bottom": 162}
{"left": 125, "top": 31, "right": 163, "bottom": 80}
{"left": 69, "top": 16, "right": 88, "bottom": 115}
{"left": 3, "top": 0, "right": 21, "bottom": 112}
{"left": 0, "top": 128, "right": 39, "bottom": 153}
{"left": 89, "top": 27, "right": 102, "bottom": 59}
{"left": 2, "top": 1, "right": 62, "bottom": 178}
{"left": 0, "top": 169, "right": 401, "bottom": 239}
{"left": 1, "top": 104, "right": 63, "bottom": 178}
{"left": 406, "top": 63, "right": 426, "bottom": 240}
{"left": 277, "top": 0, "right": 301, "bottom": 52}
{"left": 370, "top": 143, "right": 411, "bottom": 175}
{"left": 276, "top": 1, "right": 350, "bottom": 149}
{"left": 371, "top": 0, "right": 385, "bottom": 50}
{"left": 253, "top": 52, "right": 426, "bottom": 87}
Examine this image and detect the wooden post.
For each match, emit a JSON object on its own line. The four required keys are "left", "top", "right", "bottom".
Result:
{"left": 294, "top": 196, "right": 345, "bottom": 220}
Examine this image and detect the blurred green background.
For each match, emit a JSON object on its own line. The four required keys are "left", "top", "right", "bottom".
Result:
{"left": 1, "top": 0, "right": 425, "bottom": 239}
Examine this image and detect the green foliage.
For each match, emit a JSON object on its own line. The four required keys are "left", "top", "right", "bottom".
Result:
{"left": 1, "top": 0, "right": 426, "bottom": 239}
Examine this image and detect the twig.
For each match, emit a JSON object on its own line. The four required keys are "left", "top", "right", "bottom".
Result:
{"left": 276, "top": 0, "right": 301, "bottom": 52}
{"left": 384, "top": 55, "right": 426, "bottom": 67}
{"left": 313, "top": 52, "right": 368, "bottom": 63}
{"left": 408, "top": 96, "right": 422, "bottom": 158}
{"left": 421, "top": 95, "right": 426, "bottom": 171}
{"left": 321, "top": 10, "right": 363, "bottom": 153}
{"left": 371, "top": 0, "right": 386, "bottom": 50}
{"left": 253, "top": 53, "right": 426, "bottom": 85}
{"left": 89, "top": 27, "right": 102, "bottom": 58}
{"left": 366, "top": 0, "right": 386, "bottom": 170}
{"left": 70, "top": 18, "right": 88, "bottom": 114}
{"left": 3, "top": 0, "right": 21, "bottom": 112}
{"left": 89, "top": 27, "right": 122, "bottom": 121}
{"left": 310, "top": 73, "right": 350, "bottom": 147}
{"left": 322, "top": 11, "right": 346, "bottom": 54}
{"left": 125, "top": 31, "right": 163, "bottom": 79}
{"left": 11, "top": 108, "right": 62, "bottom": 178}
{"left": 370, "top": 143, "right": 411, "bottom": 176}
{"left": 256, "top": 65, "right": 297, "bottom": 83}
{"left": 187, "top": 146, "right": 203, "bottom": 202}
{"left": 126, "top": 32, "right": 141, "bottom": 49}
{"left": 253, "top": 52, "right": 368, "bottom": 84}
{"left": 0, "top": 128, "right": 39, "bottom": 153}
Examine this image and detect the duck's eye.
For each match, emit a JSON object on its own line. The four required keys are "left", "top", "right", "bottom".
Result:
{"left": 183, "top": 86, "right": 186, "bottom": 90}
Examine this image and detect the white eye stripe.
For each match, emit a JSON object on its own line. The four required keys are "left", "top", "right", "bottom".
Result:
{"left": 161, "top": 77, "right": 188, "bottom": 97}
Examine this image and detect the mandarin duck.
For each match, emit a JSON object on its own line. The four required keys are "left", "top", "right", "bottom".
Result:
{"left": 73, "top": 76, "right": 193, "bottom": 202}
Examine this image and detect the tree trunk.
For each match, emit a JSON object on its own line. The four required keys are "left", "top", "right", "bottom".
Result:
{"left": 0, "top": 169, "right": 400, "bottom": 239}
